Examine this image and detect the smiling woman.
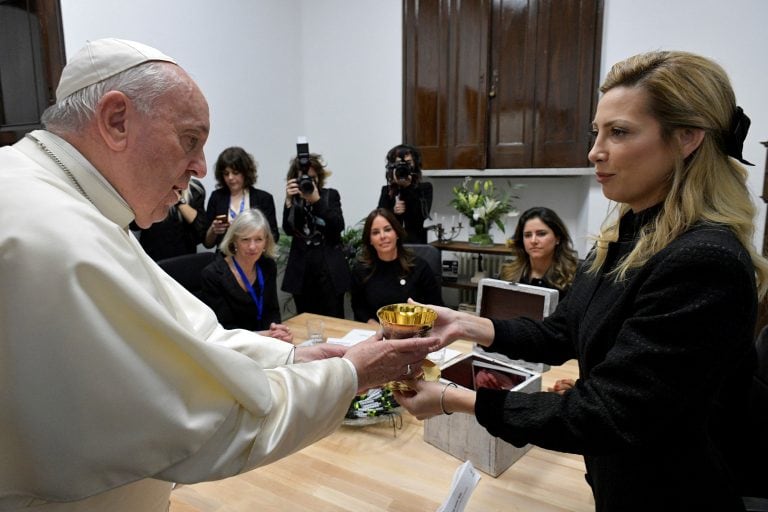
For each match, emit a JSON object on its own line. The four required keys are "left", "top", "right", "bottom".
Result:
{"left": 350, "top": 208, "right": 443, "bottom": 325}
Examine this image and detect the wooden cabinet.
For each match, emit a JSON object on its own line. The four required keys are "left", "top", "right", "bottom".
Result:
{"left": 0, "top": 0, "right": 65, "bottom": 147}
{"left": 403, "top": 0, "right": 603, "bottom": 170}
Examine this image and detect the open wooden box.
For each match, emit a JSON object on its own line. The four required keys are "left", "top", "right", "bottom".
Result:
{"left": 423, "top": 351, "right": 541, "bottom": 477}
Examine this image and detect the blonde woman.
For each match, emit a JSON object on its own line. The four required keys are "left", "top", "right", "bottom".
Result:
{"left": 396, "top": 51, "right": 767, "bottom": 510}
{"left": 200, "top": 209, "right": 292, "bottom": 342}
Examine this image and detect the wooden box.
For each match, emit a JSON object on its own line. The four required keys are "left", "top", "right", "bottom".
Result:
{"left": 475, "top": 279, "right": 559, "bottom": 373}
{"left": 423, "top": 352, "right": 541, "bottom": 477}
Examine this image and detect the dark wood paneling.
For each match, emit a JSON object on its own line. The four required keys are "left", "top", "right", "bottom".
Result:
{"left": 404, "top": 0, "right": 490, "bottom": 169}
{"left": 404, "top": 0, "right": 446, "bottom": 166}
{"left": 487, "top": 0, "right": 538, "bottom": 168}
{"left": 447, "top": 0, "right": 490, "bottom": 169}
{"left": 533, "top": 0, "right": 601, "bottom": 167}
{"left": 405, "top": 0, "right": 603, "bottom": 170}
{"left": 0, "top": 0, "right": 65, "bottom": 146}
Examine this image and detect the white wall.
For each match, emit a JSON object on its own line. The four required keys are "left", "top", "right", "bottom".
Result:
{"left": 59, "top": 0, "right": 305, "bottom": 217}
{"left": 59, "top": 0, "right": 768, "bottom": 254}
{"left": 300, "top": 1, "right": 402, "bottom": 229}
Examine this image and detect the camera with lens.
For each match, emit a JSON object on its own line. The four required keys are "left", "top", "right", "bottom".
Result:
{"left": 388, "top": 160, "right": 413, "bottom": 182}
{"left": 298, "top": 174, "right": 315, "bottom": 194}
{"left": 296, "top": 136, "right": 315, "bottom": 194}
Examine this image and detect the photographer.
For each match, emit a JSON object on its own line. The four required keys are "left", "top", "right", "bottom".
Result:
{"left": 377, "top": 144, "right": 433, "bottom": 244}
{"left": 282, "top": 151, "right": 351, "bottom": 318}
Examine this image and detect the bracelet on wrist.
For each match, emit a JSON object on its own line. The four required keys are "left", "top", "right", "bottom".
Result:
{"left": 440, "top": 382, "right": 458, "bottom": 415}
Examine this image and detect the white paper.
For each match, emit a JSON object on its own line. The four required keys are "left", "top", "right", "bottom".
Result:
{"left": 438, "top": 348, "right": 462, "bottom": 365}
{"left": 436, "top": 460, "right": 481, "bottom": 512}
{"left": 327, "top": 328, "right": 377, "bottom": 347}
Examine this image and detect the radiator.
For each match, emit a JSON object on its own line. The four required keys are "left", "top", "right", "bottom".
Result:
{"left": 450, "top": 253, "right": 508, "bottom": 304}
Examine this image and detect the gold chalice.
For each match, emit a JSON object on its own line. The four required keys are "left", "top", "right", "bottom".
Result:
{"left": 377, "top": 303, "right": 441, "bottom": 391}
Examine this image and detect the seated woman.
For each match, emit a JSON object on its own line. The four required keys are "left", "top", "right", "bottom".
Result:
{"left": 351, "top": 208, "right": 443, "bottom": 326}
{"left": 200, "top": 209, "right": 292, "bottom": 342}
{"left": 499, "top": 206, "right": 579, "bottom": 298}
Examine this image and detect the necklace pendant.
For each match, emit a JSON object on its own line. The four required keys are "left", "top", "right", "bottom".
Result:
{"left": 399, "top": 278, "right": 406, "bottom": 286}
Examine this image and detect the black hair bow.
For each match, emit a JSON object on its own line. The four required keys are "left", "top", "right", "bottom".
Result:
{"left": 723, "top": 106, "right": 754, "bottom": 166}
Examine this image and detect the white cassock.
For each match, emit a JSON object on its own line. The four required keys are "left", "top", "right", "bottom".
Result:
{"left": 0, "top": 131, "right": 357, "bottom": 511}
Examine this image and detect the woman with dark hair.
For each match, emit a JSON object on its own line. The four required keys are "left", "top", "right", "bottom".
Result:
{"left": 204, "top": 146, "right": 279, "bottom": 249}
{"left": 396, "top": 51, "right": 768, "bottom": 510}
{"left": 377, "top": 144, "right": 433, "bottom": 244}
{"left": 282, "top": 152, "right": 350, "bottom": 318}
{"left": 499, "top": 206, "right": 579, "bottom": 297}
{"left": 351, "top": 208, "right": 443, "bottom": 325}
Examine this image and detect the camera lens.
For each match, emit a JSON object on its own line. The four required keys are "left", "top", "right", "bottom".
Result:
{"left": 394, "top": 161, "right": 411, "bottom": 180}
{"left": 298, "top": 175, "right": 315, "bottom": 194}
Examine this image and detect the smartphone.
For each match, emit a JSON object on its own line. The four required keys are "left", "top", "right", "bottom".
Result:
{"left": 215, "top": 214, "right": 228, "bottom": 224}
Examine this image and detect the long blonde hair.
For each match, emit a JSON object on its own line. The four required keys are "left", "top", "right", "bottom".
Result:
{"left": 588, "top": 51, "right": 768, "bottom": 299}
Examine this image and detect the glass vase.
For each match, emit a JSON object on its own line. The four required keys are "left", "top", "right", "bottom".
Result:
{"left": 469, "top": 222, "right": 494, "bottom": 246}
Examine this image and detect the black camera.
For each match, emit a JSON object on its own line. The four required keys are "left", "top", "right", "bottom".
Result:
{"left": 298, "top": 174, "right": 315, "bottom": 194}
{"left": 296, "top": 136, "right": 315, "bottom": 194}
{"left": 388, "top": 160, "right": 413, "bottom": 181}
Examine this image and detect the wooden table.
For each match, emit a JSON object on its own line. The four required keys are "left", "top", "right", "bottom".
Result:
{"left": 170, "top": 313, "right": 593, "bottom": 512}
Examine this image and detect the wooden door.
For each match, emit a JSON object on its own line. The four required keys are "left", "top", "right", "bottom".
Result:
{"left": 404, "top": 0, "right": 491, "bottom": 169}
{"left": 486, "top": 0, "right": 538, "bottom": 168}
{"left": 405, "top": 0, "right": 603, "bottom": 170}
{"left": 0, "top": 0, "right": 65, "bottom": 146}
{"left": 530, "top": 0, "right": 602, "bottom": 168}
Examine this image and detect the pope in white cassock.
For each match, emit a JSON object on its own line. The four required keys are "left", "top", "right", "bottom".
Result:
{"left": 0, "top": 38, "right": 437, "bottom": 511}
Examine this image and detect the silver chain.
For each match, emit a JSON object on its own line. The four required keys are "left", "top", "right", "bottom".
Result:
{"left": 26, "top": 133, "right": 93, "bottom": 203}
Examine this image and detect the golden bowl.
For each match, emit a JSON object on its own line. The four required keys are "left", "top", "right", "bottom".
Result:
{"left": 377, "top": 303, "right": 437, "bottom": 339}
{"left": 377, "top": 303, "right": 440, "bottom": 390}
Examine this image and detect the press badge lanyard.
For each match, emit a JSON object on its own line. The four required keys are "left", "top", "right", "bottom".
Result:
{"left": 229, "top": 192, "right": 246, "bottom": 220}
{"left": 232, "top": 258, "right": 264, "bottom": 321}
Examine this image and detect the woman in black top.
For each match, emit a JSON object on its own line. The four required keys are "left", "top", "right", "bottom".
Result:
{"left": 204, "top": 147, "right": 279, "bottom": 250}
{"left": 351, "top": 208, "right": 443, "bottom": 325}
{"left": 281, "top": 152, "right": 350, "bottom": 318}
{"left": 135, "top": 178, "right": 207, "bottom": 261}
{"left": 200, "top": 209, "right": 292, "bottom": 342}
{"left": 498, "top": 206, "right": 579, "bottom": 299}
{"left": 395, "top": 51, "right": 768, "bottom": 511}
{"left": 377, "top": 144, "right": 433, "bottom": 244}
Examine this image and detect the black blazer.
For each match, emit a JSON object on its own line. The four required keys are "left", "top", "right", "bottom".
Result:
{"left": 135, "top": 179, "right": 207, "bottom": 261}
{"left": 205, "top": 186, "right": 279, "bottom": 247}
{"left": 199, "top": 255, "right": 281, "bottom": 331}
{"left": 351, "top": 255, "right": 443, "bottom": 323}
{"left": 476, "top": 209, "right": 756, "bottom": 511}
{"left": 377, "top": 181, "right": 433, "bottom": 244}
{"left": 281, "top": 188, "right": 351, "bottom": 295}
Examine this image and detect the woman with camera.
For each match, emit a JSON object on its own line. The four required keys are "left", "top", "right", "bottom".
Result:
{"left": 282, "top": 152, "right": 351, "bottom": 318}
{"left": 377, "top": 144, "right": 433, "bottom": 244}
